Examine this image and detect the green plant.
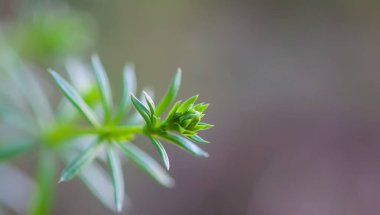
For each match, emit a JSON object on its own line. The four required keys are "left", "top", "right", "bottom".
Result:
{"left": 0, "top": 52, "right": 213, "bottom": 213}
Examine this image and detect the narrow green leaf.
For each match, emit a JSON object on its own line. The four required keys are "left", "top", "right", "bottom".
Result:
{"left": 130, "top": 94, "right": 151, "bottom": 125}
{"left": 127, "top": 89, "right": 154, "bottom": 124}
{"left": 179, "top": 113, "right": 198, "bottom": 122}
{"left": 114, "top": 64, "right": 136, "bottom": 123}
{"left": 29, "top": 150, "right": 55, "bottom": 215}
{"left": 59, "top": 142, "right": 102, "bottom": 182}
{"left": 194, "top": 123, "right": 214, "bottom": 130}
{"left": 105, "top": 144, "right": 125, "bottom": 212}
{"left": 117, "top": 142, "right": 174, "bottom": 187}
{"left": 91, "top": 54, "right": 113, "bottom": 122}
{"left": 143, "top": 91, "right": 155, "bottom": 115}
{"left": 65, "top": 59, "right": 94, "bottom": 93}
{"left": 181, "top": 119, "right": 193, "bottom": 128}
{"left": 164, "top": 101, "right": 181, "bottom": 122}
{"left": 0, "top": 140, "right": 34, "bottom": 160}
{"left": 0, "top": 105, "right": 37, "bottom": 134}
{"left": 63, "top": 149, "right": 123, "bottom": 212}
{"left": 49, "top": 70, "right": 100, "bottom": 127}
{"left": 160, "top": 133, "right": 209, "bottom": 157}
{"left": 177, "top": 95, "right": 198, "bottom": 113}
{"left": 148, "top": 135, "right": 170, "bottom": 170}
{"left": 123, "top": 64, "right": 137, "bottom": 93}
{"left": 155, "top": 69, "right": 182, "bottom": 116}
{"left": 193, "top": 103, "right": 209, "bottom": 112}
{"left": 79, "top": 161, "right": 118, "bottom": 211}
{"left": 187, "top": 134, "right": 210, "bottom": 144}
{"left": 20, "top": 69, "right": 55, "bottom": 126}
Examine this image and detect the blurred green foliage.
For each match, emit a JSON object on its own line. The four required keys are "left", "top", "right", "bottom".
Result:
{"left": 2, "top": 6, "right": 95, "bottom": 65}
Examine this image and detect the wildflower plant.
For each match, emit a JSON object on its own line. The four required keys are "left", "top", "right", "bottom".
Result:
{"left": 50, "top": 54, "right": 213, "bottom": 210}
{"left": 0, "top": 50, "right": 213, "bottom": 213}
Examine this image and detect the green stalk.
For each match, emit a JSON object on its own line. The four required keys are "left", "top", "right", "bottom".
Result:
{"left": 28, "top": 150, "right": 56, "bottom": 215}
{"left": 43, "top": 125, "right": 144, "bottom": 145}
{"left": 70, "top": 125, "right": 144, "bottom": 137}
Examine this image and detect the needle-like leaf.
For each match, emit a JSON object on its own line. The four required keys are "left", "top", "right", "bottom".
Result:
{"left": 91, "top": 54, "right": 113, "bottom": 122}
{"left": 148, "top": 135, "right": 170, "bottom": 170}
{"left": 65, "top": 59, "right": 94, "bottom": 93}
{"left": 187, "top": 134, "right": 210, "bottom": 144}
{"left": 105, "top": 144, "right": 125, "bottom": 212}
{"left": 130, "top": 94, "right": 151, "bottom": 125}
{"left": 0, "top": 106, "right": 35, "bottom": 133}
{"left": 59, "top": 142, "right": 102, "bottom": 182}
{"left": 118, "top": 142, "right": 174, "bottom": 187}
{"left": 63, "top": 149, "right": 124, "bottom": 212}
{"left": 79, "top": 161, "right": 121, "bottom": 211}
{"left": 114, "top": 64, "right": 136, "bottom": 123}
{"left": 160, "top": 133, "right": 209, "bottom": 157}
{"left": 49, "top": 70, "right": 100, "bottom": 128}
{"left": 143, "top": 91, "right": 155, "bottom": 115}
{"left": 21, "top": 69, "right": 55, "bottom": 125}
{"left": 155, "top": 69, "right": 181, "bottom": 116}
{"left": 127, "top": 89, "right": 154, "bottom": 124}
{"left": 193, "top": 103, "right": 209, "bottom": 112}
{"left": 194, "top": 122, "right": 214, "bottom": 130}
{"left": 177, "top": 95, "right": 198, "bottom": 113}
{"left": 164, "top": 101, "right": 181, "bottom": 123}
{"left": 0, "top": 140, "right": 34, "bottom": 160}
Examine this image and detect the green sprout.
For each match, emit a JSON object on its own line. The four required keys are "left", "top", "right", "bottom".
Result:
{"left": 0, "top": 49, "right": 213, "bottom": 214}
{"left": 47, "top": 55, "right": 213, "bottom": 212}
{"left": 0, "top": 3, "right": 214, "bottom": 214}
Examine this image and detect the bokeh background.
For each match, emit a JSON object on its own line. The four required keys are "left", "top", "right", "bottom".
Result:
{"left": 2, "top": 0, "right": 380, "bottom": 214}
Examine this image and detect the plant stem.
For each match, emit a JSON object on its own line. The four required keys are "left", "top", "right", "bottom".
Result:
{"left": 28, "top": 150, "right": 56, "bottom": 215}
{"left": 74, "top": 125, "right": 144, "bottom": 136}
{"left": 44, "top": 125, "right": 144, "bottom": 145}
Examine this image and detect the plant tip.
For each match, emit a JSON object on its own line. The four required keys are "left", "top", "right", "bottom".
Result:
{"left": 167, "top": 179, "right": 176, "bottom": 188}
{"left": 116, "top": 202, "right": 123, "bottom": 212}
{"left": 91, "top": 53, "right": 100, "bottom": 60}
{"left": 202, "top": 152, "right": 210, "bottom": 158}
{"left": 58, "top": 177, "right": 65, "bottom": 183}
{"left": 47, "top": 68, "right": 56, "bottom": 75}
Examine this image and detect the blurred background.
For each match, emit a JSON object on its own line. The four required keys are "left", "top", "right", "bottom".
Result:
{"left": 2, "top": 0, "right": 380, "bottom": 214}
